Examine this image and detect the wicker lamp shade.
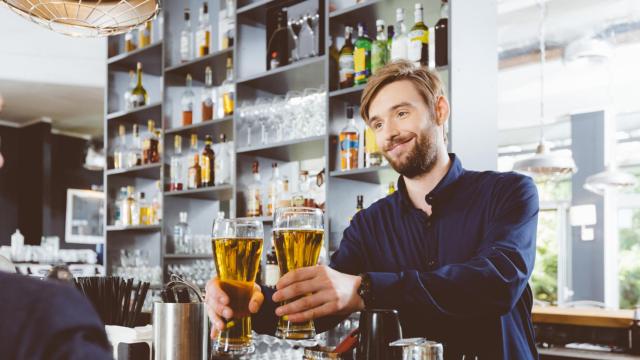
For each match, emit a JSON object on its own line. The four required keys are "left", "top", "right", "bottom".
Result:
{"left": 1, "top": 0, "right": 159, "bottom": 37}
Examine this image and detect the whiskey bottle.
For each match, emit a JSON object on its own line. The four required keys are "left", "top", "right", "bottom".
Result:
{"left": 143, "top": 120, "right": 160, "bottom": 164}
{"left": 128, "top": 124, "right": 142, "bottom": 167}
{"left": 339, "top": 105, "right": 359, "bottom": 171}
{"left": 202, "top": 66, "right": 214, "bottom": 121}
{"left": 267, "top": 162, "right": 282, "bottom": 216}
{"left": 221, "top": 56, "right": 235, "bottom": 117}
{"left": 182, "top": 74, "right": 195, "bottom": 126}
{"left": 180, "top": 8, "right": 194, "bottom": 63}
{"left": 246, "top": 161, "right": 263, "bottom": 217}
{"left": 138, "top": 192, "right": 151, "bottom": 225}
{"left": 170, "top": 135, "right": 184, "bottom": 191}
{"left": 222, "top": 0, "right": 235, "bottom": 49}
{"left": 188, "top": 154, "right": 202, "bottom": 190}
{"left": 124, "top": 70, "right": 135, "bottom": 110}
{"left": 338, "top": 26, "right": 355, "bottom": 89}
{"left": 114, "top": 124, "right": 127, "bottom": 169}
{"left": 200, "top": 135, "right": 215, "bottom": 187}
{"left": 130, "top": 62, "right": 148, "bottom": 108}
{"left": 408, "top": 3, "right": 429, "bottom": 67}
{"left": 125, "top": 30, "right": 136, "bottom": 52}
{"left": 196, "top": 2, "right": 211, "bottom": 57}
{"left": 138, "top": 20, "right": 152, "bottom": 48}
{"left": 121, "top": 186, "right": 136, "bottom": 226}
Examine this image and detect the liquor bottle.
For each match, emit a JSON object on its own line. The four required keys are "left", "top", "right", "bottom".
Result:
{"left": 124, "top": 70, "right": 135, "bottom": 110}
{"left": 180, "top": 8, "right": 194, "bottom": 63}
{"left": 125, "top": 30, "right": 136, "bottom": 52}
{"left": 114, "top": 124, "right": 127, "bottom": 169}
{"left": 202, "top": 66, "right": 215, "bottom": 121}
{"left": 338, "top": 26, "right": 355, "bottom": 89}
{"left": 278, "top": 178, "right": 291, "bottom": 208}
{"left": 264, "top": 241, "right": 279, "bottom": 289}
{"left": 221, "top": 56, "right": 235, "bottom": 117}
{"left": 371, "top": 19, "right": 388, "bottom": 75}
{"left": 329, "top": 35, "right": 340, "bottom": 87}
{"left": 114, "top": 186, "right": 127, "bottom": 226}
{"left": 182, "top": 74, "right": 195, "bottom": 126}
{"left": 340, "top": 105, "right": 359, "bottom": 171}
{"left": 200, "top": 135, "right": 215, "bottom": 187}
{"left": 356, "top": 195, "right": 364, "bottom": 212}
{"left": 173, "top": 212, "right": 191, "bottom": 254}
{"left": 143, "top": 120, "right": 159, "bottom": 164}
{"left": 364, "top": 127, "right": 383, "bottom": 167}
{"left": 155, "top": 12, "right": 164, "bottom": 42}
{"left": 388, "top": 181, "right": 396, "bottom": 195}
{"left": 128, "top": 124, "right": 142, "bottom": 167}
{"left": 187, "top": 134, "right": 198, "bottom": 183}
{"left": 138, "top": 192, "right": 152, "bottom": 225}
{"left": 155, "top": 129, "right": 163, "bottom": 158}
{"left": 435, "top": 0, "right": 449, "bottom": 67}
{"left": 246, "top": 161, "right": 263, "bottom": 217}
{"left": 188, "top": 154, "right": 202, "bottom": 189}
{"left": 222, "top": 0, "right": 235, "bottom": 49}
{"left": 139, "top": 21, "right": 152, "bottom": 48}
{"left": 130, "top": 62, "right": 148, "bottom": 108}
{"left": 354, "top": 23, "right": 371, "bottom": 86}
{"left": 196, "top": 2, "right": 211, "bottom": 57}
{"left": 408, "top": 3, "right": 429, "bottom": 67}
{"left": 131, "top": 191, "right": 142, "bottom": 226}
{"left": 391, "top": 8, "right": 408, "bottom": 61}
{"left": 152, "top": 180, "right": 162, "bottom": 224}
{"left": 267, "top": 162, "right": 282, "bottom": 216}
{"left": 215, "top": 133, "right": 231, "bottom": 185}
{"left": 267, "top": 10, "right": 289, "bottom": 70}
{"left": 170, "top": 135, "right": 184, "bottom": 191}
{"left": 121, "top": 186, "right": 136, "bottom": 226}
{"left": 387, "top": 25, "right": 395, "bottom": 58}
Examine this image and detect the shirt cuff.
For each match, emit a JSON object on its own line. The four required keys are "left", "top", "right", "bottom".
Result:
{"left": 366, "top": 272, "right": 403, "bottom": 308}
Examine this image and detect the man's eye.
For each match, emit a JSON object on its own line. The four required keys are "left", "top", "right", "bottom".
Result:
{"left": 373, "top": 122, "right": 383, "bottom": 130}
{"left": 398, "top": 111, "right": 408, "bottom": 118}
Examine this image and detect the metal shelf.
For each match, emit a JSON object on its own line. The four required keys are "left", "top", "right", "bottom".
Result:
{"left": 106, "top": 163, "right": 161, "bottom": 179}
{"left": 236, "top": 135, "right": 326, "bottom": 161}
{"left": 106, "top": 224, "right": 162, "bottom": 232}
{"left": 330, "top": 165, "right": 397, "bottom": 184}
{"left": 329, "top": 0, "right": 383, "bottom": 19}
{"left": 237, "top": 216, "right": 273, "bottom": 223}
{"left": 163, "top": 185, "right": 234, "bottom": 201}
{"left": 164, "top": 254, "right": 212, "bottom": 259}
{"left": 108, "top": 42, "right": 163, "bottom": 76}
{"left": 106, "top": 102, "right": 162, "bottom": 122}
{"left": 164, "top": 116, "right": 233, "bottom": 137}
{"left": 236, "top": 56, "right": 326, "bottom": 94}
{"left": 164, "top": 47, "right": 234, "bottom": 84}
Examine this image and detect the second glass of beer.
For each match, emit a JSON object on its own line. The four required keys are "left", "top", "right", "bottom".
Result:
{"left": 211, "top": 218, "right": 263, "bottom": 355}
{"left": 273, "top": 207, "right": 324, "bottom": 340}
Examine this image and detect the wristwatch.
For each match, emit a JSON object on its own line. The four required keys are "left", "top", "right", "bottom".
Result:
{"left": 357, "top": 273, "right": 373, "bottom": 308}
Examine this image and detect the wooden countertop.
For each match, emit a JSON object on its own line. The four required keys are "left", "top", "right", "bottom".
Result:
{"left": 532, "top": 306, "right": 636, "bottom": 329}
{"left": 538, "top": 347, "right": 640, "bottom": 359}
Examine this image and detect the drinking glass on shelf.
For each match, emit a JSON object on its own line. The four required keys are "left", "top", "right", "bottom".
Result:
{"left": 269, "top": 96, "right": 285, "bottom": 143}
{"left": 211, "top": 218, "right": 264, "bottom": 355}
{"left": 288, "top": 17, "right": 302, "bottom": 62}
{"left": 272, "top": 207, "right": 324, "bottom": 340}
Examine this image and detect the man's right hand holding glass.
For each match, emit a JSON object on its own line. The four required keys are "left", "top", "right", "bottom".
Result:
{"left": 205, "top": 278, "right": 264, "bottom": 338}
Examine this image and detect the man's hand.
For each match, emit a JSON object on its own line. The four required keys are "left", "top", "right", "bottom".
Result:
{"left": 204, "top": 278, "right": 264, "bottom": 338}
{"left": 272, "top": 265, "right": 365, "bottom": 323}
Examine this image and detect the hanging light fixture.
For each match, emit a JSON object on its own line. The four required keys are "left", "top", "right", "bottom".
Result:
{"left": 1, "top": 0, "right": 159, "bottom": 37}
{"left": 584, "top": 168, "right": 637, "bottom": 195}
{"left": 513, "top": 0, "right": 577, "bottom": 178}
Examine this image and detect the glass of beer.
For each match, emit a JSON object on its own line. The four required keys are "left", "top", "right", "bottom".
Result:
{"left": 273, "top": 207, "right": 324, "bottom": 340}
{"left": 211, "top": 218, "right": 264, "bottom": 355}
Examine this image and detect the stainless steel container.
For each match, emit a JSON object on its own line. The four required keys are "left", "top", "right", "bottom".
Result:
{"left": 153, "top": 302, "right": 210, "bottom": 360}
{"left": 389, "top": 338, "right": 443, "bottom": 360}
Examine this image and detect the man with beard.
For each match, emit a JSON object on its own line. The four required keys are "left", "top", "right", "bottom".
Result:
{"left": 206, "top": 60, "right": 539, "bottom": 359}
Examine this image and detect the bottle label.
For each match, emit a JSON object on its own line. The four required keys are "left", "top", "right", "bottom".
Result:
{"left": 339, "top": 54, "right": 355, "bottom": 82}
{"left": 201, "top": 156, "right": 211, "bottom": 183}
{"left": 371, "top": 43, "right": 387, "bottom": 74}
{"left": 265, "top": 264, "right": 280, "bottom": 287}
{"left": 408, "top": 29, "right": 428, "bottom": 63}
{"left": 391, "top": 38, "right": 408, "bottom": 61}
{"left": 354, "top": 48, "right": 370, "bottom": 82}
{"left": 130, "top": 93, "right": 146, "bottom": 107}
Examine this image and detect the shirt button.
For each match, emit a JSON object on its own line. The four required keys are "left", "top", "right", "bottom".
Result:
{"left": 426, "top": 221, "right": 432, "bottom": 227}
{"left": 428, "top": 260, "right": 436, "bottom": 268}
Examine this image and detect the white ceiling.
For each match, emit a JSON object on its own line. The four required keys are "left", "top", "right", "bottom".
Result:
{"left": 0, "top": 5, "right": 105, "bottom": 137}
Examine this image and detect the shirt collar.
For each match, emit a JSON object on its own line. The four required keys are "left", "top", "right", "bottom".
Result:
{"left": 396, "top": 153, "right": 464, "bottom": 211}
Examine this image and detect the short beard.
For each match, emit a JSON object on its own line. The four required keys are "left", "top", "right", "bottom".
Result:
{"left": 385, "top": 129, "right": 439, "bottom": 179}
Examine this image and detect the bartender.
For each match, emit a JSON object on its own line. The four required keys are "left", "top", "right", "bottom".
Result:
{"left": 206, "top": 60, "right": 539, "bottom": 359}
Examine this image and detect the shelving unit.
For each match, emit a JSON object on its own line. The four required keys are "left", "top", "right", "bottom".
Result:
{"left": 102, "top": 0, "right": 496, "bottom": 285}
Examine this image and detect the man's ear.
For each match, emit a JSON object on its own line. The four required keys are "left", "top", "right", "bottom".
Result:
{"left": 435, "top": 96, "right": 449, "bottom": 126}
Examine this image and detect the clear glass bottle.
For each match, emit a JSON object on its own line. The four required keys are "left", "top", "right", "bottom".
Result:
{"left": 188, "top": 153, "right": 201, "bottom": 189}
{"left": 221, "top": 56, "right": 235, "bottom": 117}
{"left": 200, "top": 135, "right": 215, "bottom": 187}
{"left": 278, "top": 178, "right": 291, "bottom": 209}
{"left": 124, "top": 70, "right": 135, "bottom": 110}
{"left": 435, "top": 0, "right": 449, "bottom": 67}
{"left": 125, "top": 30, "right": 137, "bottom": 52}
{"left": 186, "top": 134, "right": 198, "bottom": 184}
{"left": 339, "top": 105, "right": 359, "bottom": 171}
{"left": 391, "top": 8, "right": 408, "bottom": 61}
{"left": 267, "top": 162, "right": 283, "bottom": 216}
{"left": 152, "top": 180, "right": 162, "bottom": 224}
{"left": 222, "top": 0, "right": 235, "bottom": 49}
{"left": 264, "top": 239, "right": 279, "bottom": 289}
{"left": 338, "top": 26, "right": 354, "bottom": 89}
{"left": 138, "top": 192, "right": 151, "bottom": 225}
{"left": 114, "top": 124, "right": 127, "bottom": 169}
{"left": 130, "top": 62, "right": 148, "bottom": 108}
{"left": 215, "top": 133, "right": 231, "bottom": 185}
{"left": 196, "top": 2, "right": 211, "bottom": 57}
{"left": 170, "top": 135, "right": 184, "bottom": 191}
{"left": 173, "top": 211, "right": 191, "bottom": 254}
{"left": 121, "top": 186, "right": 136, "bottom": 226}
{"left": 387, "top": 25, "right": 395, "bottom": 58}
{"left": 182, "top": 74, "right": 195, "bottom": 126}
{"left": 138, "top": 20, "right": 152, "bottom": 48}
{"left": 354, "top": 22, "right": 372, "bottom": 86}
{"left": 180, "top": 8, "right": 194, "bottom": 63}
{"left": 132, "top": 191, "right": 141, "bottom": 226}
{"left": 114, "top": 186, "right": 128, "bottom": 226}
{"left": 408, "top": 3, "right": 429, "bottom": 67}
{"left": 371, "top": 19, "right": 388, "bottom": 75}
{"left": 246, "top": 161, "right": 263, "bottom": 217}
{"left": 291, "top": 170, "right": 313, "bottom": 207}
{"left": 202, "top": 66, "right": 215, "bottom": 121}
{"left": 365, "top": 126, "right": 383, "bottom": 167}
{"left": 128, "top": 124, "right": 142, "bottom": 167}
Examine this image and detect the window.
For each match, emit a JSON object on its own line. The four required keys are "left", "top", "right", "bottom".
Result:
{"left": 618, "top": 207, "right": 640, "bottom": 309}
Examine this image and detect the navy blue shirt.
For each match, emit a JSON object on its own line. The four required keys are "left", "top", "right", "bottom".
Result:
{"left": 256, "top": 154, "right": 539, "bottom": 359}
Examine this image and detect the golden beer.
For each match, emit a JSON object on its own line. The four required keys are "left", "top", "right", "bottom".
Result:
{"left": 212, "top": 237, "right": 263, "bottom": 354}
{"left": 273, "top": 228, "right": 324, "bottom": 339}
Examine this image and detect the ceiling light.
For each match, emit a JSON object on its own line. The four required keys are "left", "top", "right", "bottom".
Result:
{"left": 584, "top": 167, "right": 637, "bottom": 195}
{"left": 1, "top": 0, "right": 159, "bottom": 37}
{"left": 564, "top": 37, "right": 613, "bottom": 65}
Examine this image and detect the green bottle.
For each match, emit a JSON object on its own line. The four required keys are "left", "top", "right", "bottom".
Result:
{"left": 354, "top": 22, "right": 372, "bottom": 86}
{"left": 371, "top": 19, "right": 388, "bottom": 75}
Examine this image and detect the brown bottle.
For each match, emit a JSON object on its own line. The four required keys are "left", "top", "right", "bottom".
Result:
{"left": 200, "top": 135, "right": 215, "bottom": 187}
{"left": 188, "top": 154, "right": 201, "bottom": 189}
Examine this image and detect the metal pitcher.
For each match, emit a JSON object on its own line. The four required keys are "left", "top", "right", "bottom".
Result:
{"left": 153, "top": 302, "right": 210, "bottom": 360}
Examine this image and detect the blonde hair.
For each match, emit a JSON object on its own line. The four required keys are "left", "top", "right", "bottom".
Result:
{"left": 359, "top": 60, "right": 445, "bottom": 123}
